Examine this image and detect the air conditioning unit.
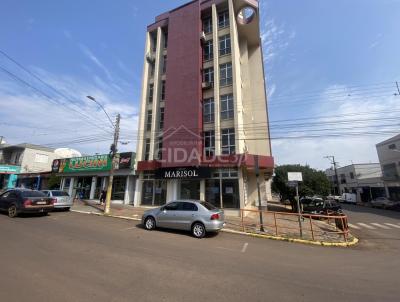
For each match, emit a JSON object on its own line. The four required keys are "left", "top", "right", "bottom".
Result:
{"left": 146, "top": 53, "right": 155, "bottom": 64}
{"left": 202, "top": 82, "right": 212, "bottom": 89}
{"left": 200, "top": 31, "right": 206, "bottom": 43}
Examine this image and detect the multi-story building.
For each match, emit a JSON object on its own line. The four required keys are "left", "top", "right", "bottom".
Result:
{"left": 0, "top": 143, "right": 58, "bottom": 190}
{"left": 325, "top": 163, "right": 385, "bottom": 202}
{"left": 134, "top": 0, "right": 274, "bottom": 211}
{"left": 376, "top": 134, "right": 400, "bottom": 201}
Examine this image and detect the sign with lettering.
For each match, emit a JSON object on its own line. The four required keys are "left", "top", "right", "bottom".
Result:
{"left": 0, "top": 165, "right": 21, "bottom": 174}
{"left": 155, "top": 167, "right": 211, "bottom": 179}
{"left": 117, "top": 152, "right": 135, "bottom": 169}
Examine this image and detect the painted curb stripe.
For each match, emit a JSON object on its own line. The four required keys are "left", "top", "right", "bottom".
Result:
{"left": 70, "top": 210, "right": 358, "bottom": 247}
{"left": 371, "top": 223, "right": 390, "bottom": 229}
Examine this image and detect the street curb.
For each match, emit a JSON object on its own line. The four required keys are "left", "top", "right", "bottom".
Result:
{"left": 70, "top": 209, "right": 358, "bottom": 247}
{"left": 221, "top": 228, "right": 359, "bottom": 247}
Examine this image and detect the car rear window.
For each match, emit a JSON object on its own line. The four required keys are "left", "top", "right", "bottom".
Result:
{"left": 200, "top": 201, "right": 217, "bottom": 210}
{"left": 52, "top": 191, "right": 69, "bottom": 197}
{"left": 21, "top": 191, "right": 47, "bottom": 198}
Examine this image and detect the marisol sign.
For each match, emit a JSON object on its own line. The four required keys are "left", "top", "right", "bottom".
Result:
{"left": 155, "top": 167, "right": 210, "bottom": 179}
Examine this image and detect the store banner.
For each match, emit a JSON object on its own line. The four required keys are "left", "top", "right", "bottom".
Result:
{"left": 117, "top": 152, "right": 135, "bottom": 169}
{"left": 0, "top": 165, "right": 21, "bottom": 174}
{"left": 52, "top": 154, "right": 111, "bottom": 173}
{"left": 155, "top": 167, "right": 211, "bottom": 179}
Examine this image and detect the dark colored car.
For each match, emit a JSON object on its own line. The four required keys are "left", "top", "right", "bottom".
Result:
{"left": 0, "top": 189, "right": 54, "bottom": 218}
{"left": 300, "top": 197, "right": 342, "bottom": 215}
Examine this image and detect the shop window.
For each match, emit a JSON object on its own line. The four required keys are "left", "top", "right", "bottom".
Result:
{"left": 203, "top": 98, "right": 214, "bottom": 123}
{"left": 154, "top": 180, "right": 167, "bottom": 206}
{"left": 142, "top": 180, "right": 154, "bottom": 205}
{"left": 221, "top": 179, "right": 239, "bottom": 208}
{"left": 112, "top": 176, "right": 126, "bottom": 200}
{"left": 180, "top": 180, "right": 200, "bottom": 200}
{"left": 205, "top": 179, "right": 221, "bottom": 208}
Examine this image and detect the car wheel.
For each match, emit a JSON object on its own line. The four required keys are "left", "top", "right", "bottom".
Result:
{"left": 8, "top": 205, "right": 18, "bottom": 218}
{"left": 192, "top": 222, "right": 206, "bottom": 239}
{"left": 64, "top": 207, "right": 71, "bottom": 212}
{"left": 144, "top": 216, "right": 156, "bottom": 230}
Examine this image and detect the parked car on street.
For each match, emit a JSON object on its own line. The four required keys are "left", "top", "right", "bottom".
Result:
{"left": 0, "top": 189, "right": 54, "bottom": 218}
{"left": 142, "top": 200, "right": 225, "bottom": 238}
{"left": 41, "top": 190, "right": 73, "bottom": 210}
{"left": 300, "top": 197, "right": 342, "bottom": 215}
{"left": 371, "top": 197, "right": 397, "bottom": 209}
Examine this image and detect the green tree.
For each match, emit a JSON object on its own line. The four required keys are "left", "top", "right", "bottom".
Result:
{"left": 47, "top": 174, "right": 61, "bottom": 190}
{"left": 272, "top": 165, "right": 331, "bottom": 202}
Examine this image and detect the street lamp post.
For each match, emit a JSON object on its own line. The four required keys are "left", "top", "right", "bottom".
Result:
{"left": 87, "top": 96, "right": 120, "bottom": 215}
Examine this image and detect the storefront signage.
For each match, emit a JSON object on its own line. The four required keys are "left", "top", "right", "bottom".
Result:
{"left": 155, "top": 167, "right": 211, "bottom": 179}
{"left": 52, "top": 155, "right": 112, "bottom": 173}
{"left": 117, "top": 152, "right": 134, "bottom": 169}
{"left": 0, "top": 165, "right": 21, "bottom": 174}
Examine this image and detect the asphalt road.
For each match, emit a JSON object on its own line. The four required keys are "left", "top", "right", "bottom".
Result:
{"left": 341, "top": 203, "right": 400, "bottom": 252}
{"left": 0, "top": 210, "right": 399, "bottom": 302}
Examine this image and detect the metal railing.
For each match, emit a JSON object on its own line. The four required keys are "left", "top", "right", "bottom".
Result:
{"left": 239, "top": 209, "right": 350, "bottom": 243}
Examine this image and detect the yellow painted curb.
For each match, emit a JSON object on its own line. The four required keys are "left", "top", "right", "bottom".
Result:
{"left": 71, "top": 209, "right": 358, "bottom": 247}
{"left": 221, "top": 228, "right": 359, "bottom": 247}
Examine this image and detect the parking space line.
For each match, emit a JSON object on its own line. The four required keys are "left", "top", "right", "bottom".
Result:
{"left": 384, "top": 223, "right": 400, "bottom": 229}
{"left": 348, "top": 223, "right": 360, "bottom": 229}
{"left": 241, "top": 243, "right": 248, "bottom": 253}
{"left": 357, "top": 223, "right": 376, "bottom": 229}
{"left": 371, "top": 223, "right": 391, "bottom": 229}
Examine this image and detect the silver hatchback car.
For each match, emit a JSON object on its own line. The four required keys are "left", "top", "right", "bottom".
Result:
{"left": 142, "top": 200, "right": 225, "bottom": 238}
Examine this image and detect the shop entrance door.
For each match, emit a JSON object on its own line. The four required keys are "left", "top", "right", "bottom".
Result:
{"left": 179, "top": 180, "right": 200, "bottom": 200}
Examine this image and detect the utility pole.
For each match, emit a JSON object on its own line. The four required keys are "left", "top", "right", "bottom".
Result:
{"left": 325, "top": 156, "right": 339, "bottom": 195}
{"left": 104, "top": 113, "right": 120, "bottom": 215}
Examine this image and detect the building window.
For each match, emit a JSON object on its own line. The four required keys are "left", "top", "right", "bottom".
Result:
{"left": 203, "top": 98, "right": 214, "bottom": 123}
{"left": 383, "top": 163, "right": 399, "bottom": 180}
{"left": 220, "top": 94, "right": 234, "bottom": 120}
{"left": 150, "top": 62, "right": 155, "bottom": 77}
{"left": 162, "top": 55, "right": 167, "bottom": 74}
{"left": 146, "top": 110, "right": 152, "bottom": 131}
{"left": 221, "top": 128, "right": 235, "bottom": 155}
{"left": 157, "top": 137, "right": 163, "bottom": 160}
{"left": 161, "top": 80, "right": 166, "bottom": 101}
{"left": 159, "top": 107, "right": 164, "bottom": 130}
{"left": 206, "top": 168, "right": 239, "bottom": 209}
{"left": 204, "top": 40, "right": 213, "bottom": 61}
{"left": 204, "top": 130, "right": 215, "bottom": 157}
{"left": 163, "top": 31, "right": 168, "bottom": 49}
{"left": 144, "top": 139, "right": 150, "bottom": 161}
{"left": 151, "top": 33, "right": 157, "bottom": 52}
{"left": 350, "top": 172, "right": 354, "bottom": 179}
{"left": 218, "top": 10, "right": 229, "bottom": 28}
{"left": 203, "top": 67, "right": 214, "bottom": 85}
{"left": 220, "top": 62, "right": 232, "bottom": 86}
{"left": 203, "top": 17, "right": 212, "bottom": 34}
{"left": 219, "top": 34, "right": 231, "bottom": 56}
{"left": 388, "top": 144, "right": 396, "bottom": 150}
{"left": 148, "top": 84, "right": 154, "bottom": 103}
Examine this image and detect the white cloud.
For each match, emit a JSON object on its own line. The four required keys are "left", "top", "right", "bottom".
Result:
{"left": 271, "top": 85, "right": 400, "bottom": 170}
{"left": 79, "top": 44, "right": 114, "bottom": 82}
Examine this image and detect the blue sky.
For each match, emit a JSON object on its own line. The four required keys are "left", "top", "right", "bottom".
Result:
{"left": 0, "top": 0, "right": 399, "bottom": 170}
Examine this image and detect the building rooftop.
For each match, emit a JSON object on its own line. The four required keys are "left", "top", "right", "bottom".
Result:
{"left": 2, "top": 143, "right": 55, "bottom": 153}
{"left": 376, "top": 134, "right": 400, "bottom": 147}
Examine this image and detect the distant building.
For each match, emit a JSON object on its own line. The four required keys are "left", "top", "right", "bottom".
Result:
{"left": 376, "top": 134, "right": 400, "bottom": 201}
{"left": 0, "top": 143, "right": 59, "bottom": 190}
{"left": 325, "top": 163, "right": 384, "bottom": 202}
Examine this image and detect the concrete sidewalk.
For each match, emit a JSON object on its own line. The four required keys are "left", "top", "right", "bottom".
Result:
{"left": 71, "top": 199, "right": 356, "bottom": 246}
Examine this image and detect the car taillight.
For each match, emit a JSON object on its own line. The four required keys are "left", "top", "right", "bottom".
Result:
{"left": 24, "top": 199, "right": 33, "bottom": 206}
{"left": 51, "top": 199, "right": 56, "bottom": 205}
{"left": 210, "top": 213, "right": 220, "bottom": 220}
